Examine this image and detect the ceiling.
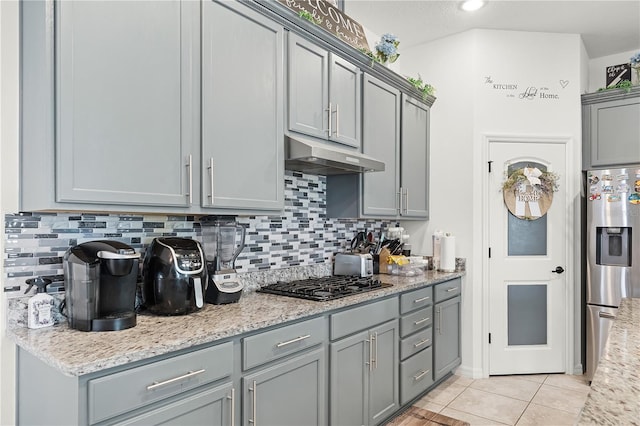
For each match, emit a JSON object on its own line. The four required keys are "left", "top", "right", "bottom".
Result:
{"left": 343, "top": 0, "right": 640, "bottom": 59}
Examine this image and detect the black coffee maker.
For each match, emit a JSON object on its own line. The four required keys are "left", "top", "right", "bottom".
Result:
{"left": 141, "top": 237, "right": 207, "bottom": 315}
{"left": 63, "top": 240, "right": 140, "bottom": 332}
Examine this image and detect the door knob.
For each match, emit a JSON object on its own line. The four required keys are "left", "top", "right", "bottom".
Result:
{"left": 551, "top": 266, "right": 564, "bottom": 274}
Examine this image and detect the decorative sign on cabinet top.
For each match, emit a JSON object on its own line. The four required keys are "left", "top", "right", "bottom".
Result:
{"left": 277, "top": 0, "right": 369, "bottom": 50}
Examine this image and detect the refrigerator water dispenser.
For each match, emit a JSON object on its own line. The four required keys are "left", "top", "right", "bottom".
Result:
{"left": 596, "top": 227, "right": 632, "bottom": 266}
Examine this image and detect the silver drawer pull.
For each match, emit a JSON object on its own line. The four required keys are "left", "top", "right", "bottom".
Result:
{"left": 146, "top": 369, "right": 205, "bottom": 391}
{"left": 446, "top": 287, "right": 459, "bottom": 292}
{"left": 414, "top": 338, "right": 431, "bottom": 348}
{"left": 414, "top": 317, "right": 431, "bottom": 325}
{"left": 414, "top": 369, "right": 430, "bottom": 381}
{"left": 598, "top": 312, "right": 616, "bottom": 319}
{"left": 414, "top": 296, "right": 431, "bottom": 303}
{"left": 276, "top": 334, "right": 311, "bottom": 348}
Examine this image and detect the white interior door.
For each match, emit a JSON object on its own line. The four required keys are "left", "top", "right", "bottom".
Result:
{"left": 488, "top": 140, "right": 567, "bottom": 375}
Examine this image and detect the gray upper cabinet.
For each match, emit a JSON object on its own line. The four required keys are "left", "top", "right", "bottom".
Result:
{"left": 55, "top": 0, "right": 199, "bottom": 207}
{"left": 581, "top": 87, "right": 640, "bottom": 170}
{"left": 202, "top": 0, "right": 284, "bottom": 211}
{"left": 400, "top": 94, "right": 430, "bottom": 219}
{"left": 362, "top": 74, "right": 402, "bottom": 217}
{"left": 288, "top": 32, "right": 361, "bottom": 149}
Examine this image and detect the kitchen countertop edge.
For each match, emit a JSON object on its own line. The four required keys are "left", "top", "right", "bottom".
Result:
{"left": 6, "top": 270, "right": 464, "bottom": 377}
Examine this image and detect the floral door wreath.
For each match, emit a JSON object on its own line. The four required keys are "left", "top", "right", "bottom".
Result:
{"left": 502, "top": 167, "right": 559, "bottom": 220}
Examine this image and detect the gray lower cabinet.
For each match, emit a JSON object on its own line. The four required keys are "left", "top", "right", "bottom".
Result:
{"left": 242, "top": 348, "right": 326, "bottom": 426}
{"left": 581, "top": 86, "right": 640, "bottom": 169}
{"left": 433, "top": 279, "right": 462, "bottom": 381}
{"left": 21, "top": 0, "right": 200, "bottom": 210}
{"left": 201, "top": 0, "right": 284, "bottom": 211}
{"left": 288, "top": 32, "right": 361, "bottom": 149}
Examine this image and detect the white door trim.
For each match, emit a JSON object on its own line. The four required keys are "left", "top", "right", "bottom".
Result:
{"left": 480, "top": 133, "right": 576, "bottom": 378}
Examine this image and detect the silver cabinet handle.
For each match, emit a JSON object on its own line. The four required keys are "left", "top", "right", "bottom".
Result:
{"left": 335, "top": 104, "right": 340, "bottom": 137}
{"left": 598, "top": 312, "right": 616, "bottom": 319}
{"left": 396, "top": 189, "right": 402, "bottom": 215}
{"left": 208, "top": 157, "right": 214, "bottom": 204}
{"left": 185, "top": 154, "right": 193, "bottom": 205}
{"left": 446, "top": 287, "right": 459, "bottom": 293}
{"left": 414, "top": 338, "right": 431, "bottom": 348}
{"left": 326, "top": 102, "right": 332, "bottom": 136}
{"left": 437, "top": 307, "right": 442, "bottom": 335}
{"left": 413, "top": 369, "right": 430, "bottom": 381}
{"left": 249, "top": 380, "right": 257, "bottom": 425}
{"left": 276, "top": 334, "right": 311, "bottom": 348}
{"left": 366, "top": 337, "right": 372, "bottom": 371}
{"left": 414, "top": 296, "right": 431, "bottom": 303}
{"left": 228, "top": 388, "right": 235, "bottom": 426}
{"left": 372, "top": 332, "right": 378, "bottom": 370}
{"left": 414, "top": 317, "right": 431, "bottom": 325}
{"left": 146, "top": 369, "right": 205, "bottom": 391}
{"left": 404, "top": 187, "right": 409, "bottom": 214}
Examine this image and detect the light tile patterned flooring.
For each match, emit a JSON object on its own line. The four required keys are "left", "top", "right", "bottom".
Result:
{"left": 412, "top": 373, "right": 591, "bottom": 425}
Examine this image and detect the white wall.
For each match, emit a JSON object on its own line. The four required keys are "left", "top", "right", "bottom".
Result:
{"left": 588, "top": 49, "right": 638, "bottom": 93}
{"left": 0, "top": 1, "right": 20, "bottom": 424}
{"left": 398, "top": 29, "right": 584, "bottom": 378}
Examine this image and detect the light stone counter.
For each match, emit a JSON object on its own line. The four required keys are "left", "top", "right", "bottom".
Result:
{"left": 6, "top": 270, "right": 463, "bottom": 377}
{"left": 578, "top": 298, "right": 640, "bottom": 425}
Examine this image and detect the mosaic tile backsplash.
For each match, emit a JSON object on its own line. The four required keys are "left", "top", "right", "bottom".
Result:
{"left": 4, "top": 171, "right": 391, "bottom": 298}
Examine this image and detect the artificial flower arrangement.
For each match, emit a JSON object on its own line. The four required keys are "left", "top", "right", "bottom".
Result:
{"left": 502, "top": 167, "right": 559, "bottom": 195}
{"left": 375, "top": 33, "right": 400, "bottom": 64}
{"left": 407, "top": 74, "right": 435, "bottom": 99}
{"left": 630, "top": 52, "right": 640, "bottom": 85}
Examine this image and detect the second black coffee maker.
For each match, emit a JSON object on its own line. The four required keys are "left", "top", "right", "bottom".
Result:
{"left": 141, "top": 237, "right": 207, "bottom": 315}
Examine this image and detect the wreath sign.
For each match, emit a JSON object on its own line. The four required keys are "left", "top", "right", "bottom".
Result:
{"left": 502, "top": 167, "right": 559, "bottom": 220}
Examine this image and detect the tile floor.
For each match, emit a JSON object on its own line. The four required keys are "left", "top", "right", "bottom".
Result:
{"left": 412, "top": 373, "right": 591, "bottom": 425}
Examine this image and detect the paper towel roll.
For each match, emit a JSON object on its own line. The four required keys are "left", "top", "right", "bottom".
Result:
{"left": 440, "top": 235, "right": 456, "bottom": 272}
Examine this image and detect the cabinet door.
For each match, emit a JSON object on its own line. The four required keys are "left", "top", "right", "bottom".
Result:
{"left": 362, "top": 74, "right": 401, "bottom": 217}
{"left": 115, "top": 383, "right": 234, "bottom": 426}
{"left": 288, "top": 33, "right": 329, "bottom": 140}
{"left": 242, "top": 348, "right": 326, "bottom": 426}
{"left": 400, "top": 95, "right": 430, "bottom": 219}
{"left": 589, "top": 97, "right": 640, "bottom": 167}
{"left": 329, "top": 55, "right": 362, "bottom": 148}
{"left": 330, "top": 330, "right": 369, "bottom": 426}
{"left": 56, "top": 1, "right": 197, "bottom": 207}
{"left": 369, "top": 320, "right": 399, "bottom": 425}
{"left": 433, "top": 296, "right": 461, "bottom": 381}
{"left": 202, "top": 0, "right": 284, "bottom": 211}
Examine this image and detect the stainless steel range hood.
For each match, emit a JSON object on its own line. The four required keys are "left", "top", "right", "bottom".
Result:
{"left": 285, "top": 135, "right": 385, "bottom": 175}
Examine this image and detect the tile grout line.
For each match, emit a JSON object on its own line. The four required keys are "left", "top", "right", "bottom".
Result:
{"left": 512, "top": 376, "right": 546, "bottom": 425}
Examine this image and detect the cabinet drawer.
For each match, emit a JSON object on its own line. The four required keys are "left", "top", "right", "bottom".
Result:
{"left": 243, "top": 316, "right": 325, "bottom": 370}
{"left": 330, "top": 297, "right": 398, "bottom": 340}
{"left": 400, "top": 327, "right": 432, "bottom": 361}
{"left": 88, "top": 342, "right": 233, "bottom": 425}
{"left": 434, "top": 278, "right": 461, "bottom": 303}
{"left": 400, "top": 306, "right": 432, "bottom": 338}
{"left": 400, "top": 346, "right": 434, "bottom": 405}
{"left": 400, "top": 286, "right": 433, "bottom": 314}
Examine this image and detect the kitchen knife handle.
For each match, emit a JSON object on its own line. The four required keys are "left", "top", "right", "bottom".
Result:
{"left": 146, "top": 369, "right": 205, "bottom": 391}
{"left": 186, "top": 154, "right": 193, "bottom": 205}
{"left": 208, "top": 157, "right": 214, "bottom": 204}
{"left": 249, "top": 380, "right": 257, "bottom": 425}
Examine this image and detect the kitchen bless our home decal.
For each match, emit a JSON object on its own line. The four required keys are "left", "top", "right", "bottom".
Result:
{"left": 484, "top": 75, "right": 569, "bottom": 101}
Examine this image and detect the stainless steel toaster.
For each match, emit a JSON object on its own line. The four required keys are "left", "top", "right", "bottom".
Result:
{"left": 334, "top": 253, "right": 374, "bottom": 277}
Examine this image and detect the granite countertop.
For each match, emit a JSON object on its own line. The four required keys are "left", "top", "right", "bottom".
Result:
{"left": 578, "top": 298, "right": 640, "bottom": 425}
{"left": 6, "top": 270, "right": 463, "bottom": 377}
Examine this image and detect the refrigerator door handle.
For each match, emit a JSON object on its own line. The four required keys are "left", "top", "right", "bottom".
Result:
{"left": 598, "top": 311, "right": 616, "bottom": 320}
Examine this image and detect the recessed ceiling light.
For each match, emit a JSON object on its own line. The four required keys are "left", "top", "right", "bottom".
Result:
{"left": 461, "top": 0, "right": 486, "bottom": 12}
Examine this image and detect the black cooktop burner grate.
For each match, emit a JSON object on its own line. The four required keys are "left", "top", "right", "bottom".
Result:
{"left": 257, "top": 276, "right": 390, "bottom": 301}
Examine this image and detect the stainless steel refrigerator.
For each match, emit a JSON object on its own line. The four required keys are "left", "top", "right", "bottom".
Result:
{"left": 585, "top": 166, "right": 640, "bottom": 381}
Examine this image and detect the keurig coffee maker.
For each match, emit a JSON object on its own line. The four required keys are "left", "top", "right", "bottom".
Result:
{"left": 63, "top": 240, "right": 140, "bottom": 332}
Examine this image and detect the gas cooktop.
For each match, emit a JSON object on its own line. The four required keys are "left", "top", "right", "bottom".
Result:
{"left": 257, "top": 276, "right": 391, "bottom": 301}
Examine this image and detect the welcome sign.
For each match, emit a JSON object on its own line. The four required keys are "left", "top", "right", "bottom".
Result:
{"left": 277, "top": 0, "right": 369, "bottom": 50}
